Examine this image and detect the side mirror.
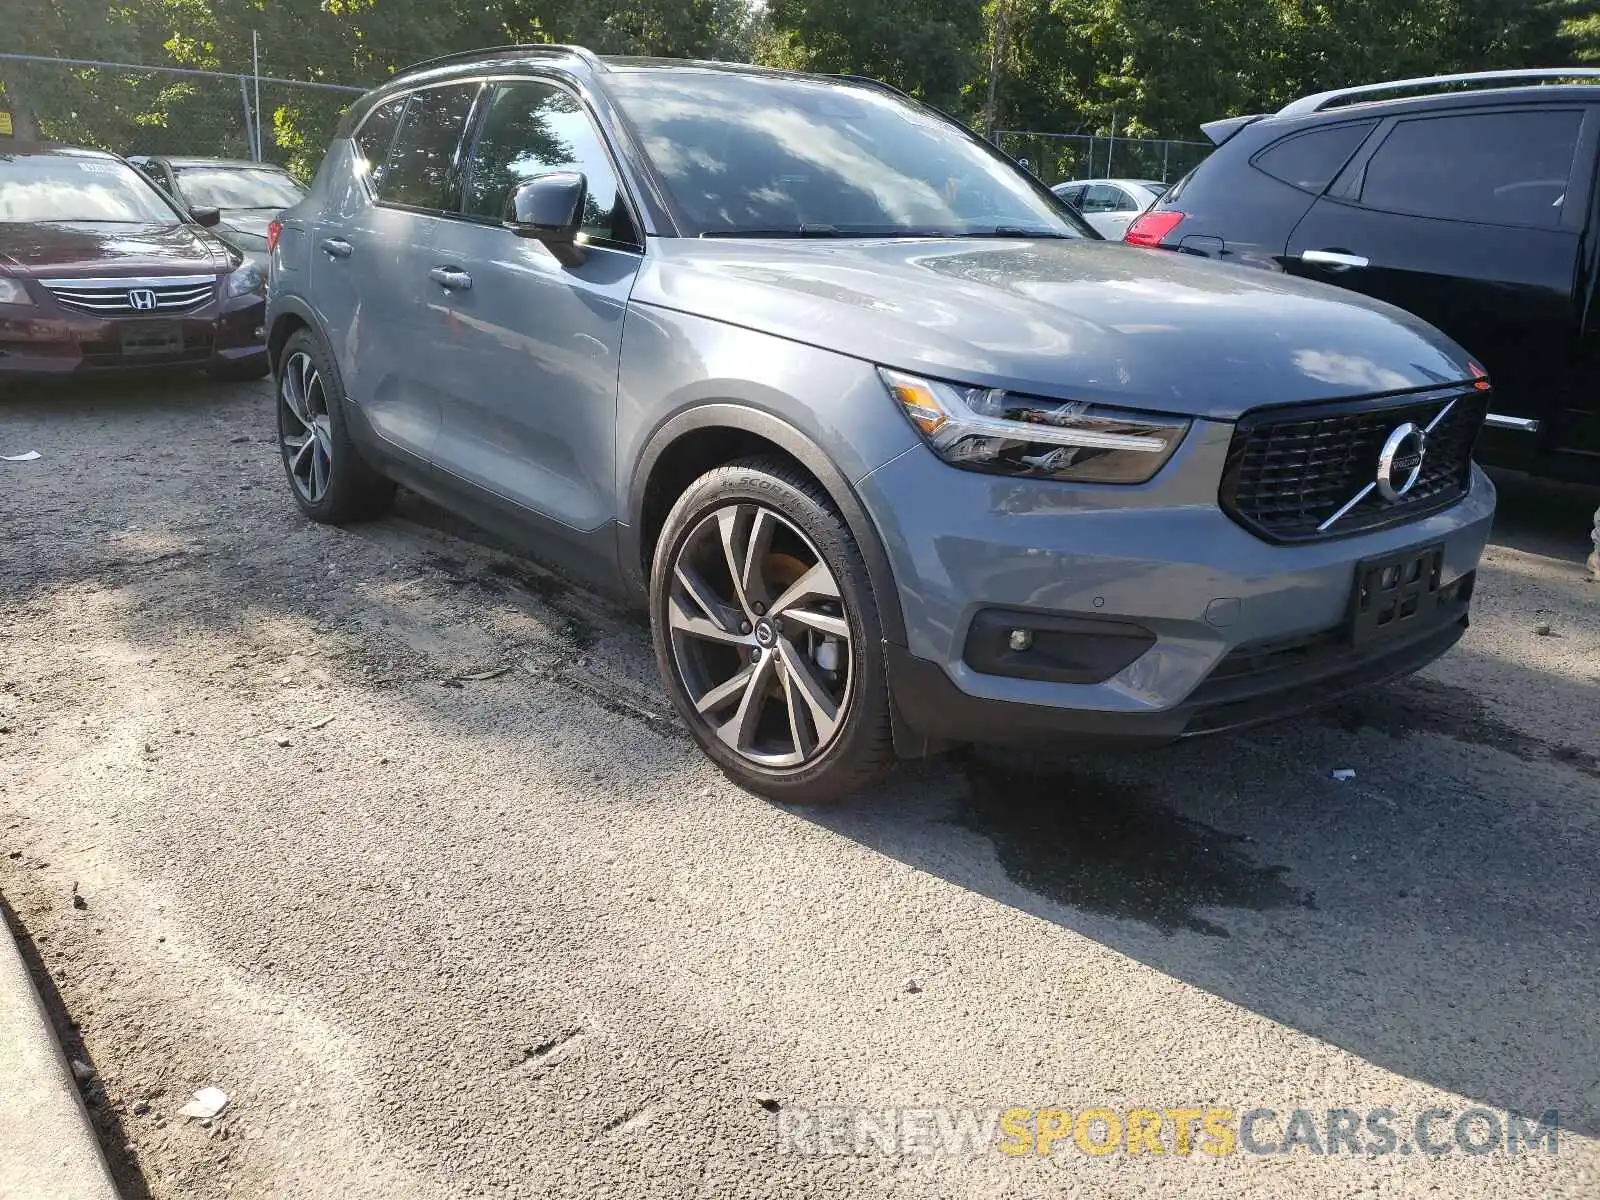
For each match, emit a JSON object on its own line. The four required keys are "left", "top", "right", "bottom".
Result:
{"left": 503, "top": 172, "right": 588, "bottom": 266}
{"left": 190, "top": 206, "right": 222, "bottom": 228}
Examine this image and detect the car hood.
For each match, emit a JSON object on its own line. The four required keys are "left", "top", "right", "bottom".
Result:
{"left": 219, "top": 211, "right": 275, "bottom": 242}
{"left": 633, "top": 238, "right": 1476, "bottom": 419}
{"left": 0, "top": 222, "right": 231, "bottom": 278}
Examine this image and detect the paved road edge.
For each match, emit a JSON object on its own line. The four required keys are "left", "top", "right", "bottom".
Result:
{"left": 0, "top": 893, "right": 120, "bottom": 1200}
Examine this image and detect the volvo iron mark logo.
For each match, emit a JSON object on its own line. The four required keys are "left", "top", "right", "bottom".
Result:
{"left": 127, "top": 288, "right": 158, "bottom": 311}
{"left": 1375, "top": 422, "right": 1427, "bottom": 503}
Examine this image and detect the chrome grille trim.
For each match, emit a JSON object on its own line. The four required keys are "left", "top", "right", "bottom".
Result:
{"left": 40, "top": 274, "right": 220, "bottom": 316}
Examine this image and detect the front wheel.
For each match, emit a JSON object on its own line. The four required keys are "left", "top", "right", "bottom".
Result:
{"left": 649, "top": 457, "right": 894, "bottom": 804}
{"left": 274, "top": 329, "right": 394, "bottom": 524}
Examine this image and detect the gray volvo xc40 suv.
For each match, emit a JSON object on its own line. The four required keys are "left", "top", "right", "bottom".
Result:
{"left": 267, "top": 46, "right": 1496, "bottom": 803}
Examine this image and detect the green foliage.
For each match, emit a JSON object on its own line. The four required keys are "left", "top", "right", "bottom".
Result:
{"left": 1, "top": 0, "right": 1596, "bottom": 174}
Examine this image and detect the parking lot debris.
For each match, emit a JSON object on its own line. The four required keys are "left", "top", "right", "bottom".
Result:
{"left": 2, "top": 450, "right": 41, "bottom": 462}
{"left": 1534, "top": 622, "right": 1553, "bottom": 636}
{"left": 179, "top": 1087, "right": 229, "bottom": 1120}
{"left": 71, "top": 884, "right": 86, "bottom": 910}
{"left": 308, "top": 715, "right": 334, "bottom": 730}
{"left": 456, "top": 666, "right": 510, "bottom": 682}
{"left": 1331, "top": 769, "right": 1357, "bottom": 782}
{"left": 754, "top": 1094, "right": 781, "bottom": 1113}
{"left": 69, "top": 1059, "right": 94, "bottom": 1083}
{"left": 274, "top": 736, "right": 292, "bottom": 748}
{"left": 904, "top": 978, "right": 922, "bottom": 994}
{"left": 131, "top": 1099, "right": 150, "bottom": 1116}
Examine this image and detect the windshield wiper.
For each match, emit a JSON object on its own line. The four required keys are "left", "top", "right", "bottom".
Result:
{"left": 700, "top": 225, "right": 859, "bottom": 238}
{"left": 699, "top": 225, "right": 1075, "bottom": 240}
{"left": 970, "top": 227, "right": 1073, "bottom": 239}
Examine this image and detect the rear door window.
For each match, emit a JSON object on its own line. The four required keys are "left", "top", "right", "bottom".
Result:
{"left": 375, "top": 84, "right": 480, "bottom": 211}
{"left": 1254, "top": 122, "right": 1377, "bottom": 193}
{"left": 1057, "top": 184, "right": 1086, "bottom": 208}
{"left": 1355, "top": 109, "right": 1583, "bottom": 228}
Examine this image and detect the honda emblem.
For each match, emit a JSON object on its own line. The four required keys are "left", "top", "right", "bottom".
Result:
{"left": 127, "top": 288, "right": 158, "bottom": 311}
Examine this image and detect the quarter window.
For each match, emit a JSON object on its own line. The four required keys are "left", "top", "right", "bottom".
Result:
{"left": 353, "top": 96, "right": 407, "bottom": 193}
{"left": 460, "top": 81, "right": 628, "bottom": 242}
{"left": 376, "top": 84, "right": 480, "bottom": 211}
{"left": 1254, "top": 122, "right": 1377, "bottom": 193}
{"left": 1356, "top": 110, "right": 1583, "bottom": 228}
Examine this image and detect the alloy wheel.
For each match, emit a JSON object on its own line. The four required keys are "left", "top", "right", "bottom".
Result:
{"left": 280, "top": 350, "right": 334, "bottom": 504}
{"left": 666, "top": 503, "right": 854, "bottom": 769}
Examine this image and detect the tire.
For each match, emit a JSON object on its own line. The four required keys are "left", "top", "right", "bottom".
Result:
{"left": 207, "top": 355, "right": 271, "bottom": 382}
{"left": 649, "top": 455, "right": 895, "bottom": 804}
{"left": 274, "top": 328, "right": 395, "bottom": 524}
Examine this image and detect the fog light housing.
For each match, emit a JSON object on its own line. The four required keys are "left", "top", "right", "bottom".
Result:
{"left": 965, "top": 610, "right": 1156, "bottom": 684}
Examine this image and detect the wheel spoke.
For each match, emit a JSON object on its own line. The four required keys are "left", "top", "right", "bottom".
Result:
{"left": 715, "top": 506, "right": 754, "bottom": 619}
{"left": 298, "top": 354, "right": 317, "bottom": 416}
{"left": 694, "top": 663, "right": 756, "bottom": 715}
{"left": 768, "top": 562, "right": 841, "bottom": 619}
{"left": 740, "top": 507, "right": 776, "bottom": 613}
{"left": 668, "top": 595, "right": 748, "bottom": 646}
{"left": 713, "top": 651, "right": 775, "bottom": 753}
{"left": 675, "top": 563, "right": 743, "bottom": 636}
{"left": 782, "top": 607, "right": 851, "bottom": 640}
{"left": 776, "top": 637, "right": 840, "bottom": 745}
{"left": 288, "top": 434, "right": 314, "bottom": 478}
{"left": 310, "top": 442, "right": 328, "bottom": 499}
{"left": 281, "top": 356, "right": 310, "bottom": 427}
{"left": 777, "top": 659, "right": 816, "bottom": 759}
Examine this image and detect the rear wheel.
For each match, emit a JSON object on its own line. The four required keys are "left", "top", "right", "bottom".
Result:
{"left": 650, "top": 457, "right": 894, "bottom": 803}
{"left": 275, "top": 329, "right": 394, "bottom": 523}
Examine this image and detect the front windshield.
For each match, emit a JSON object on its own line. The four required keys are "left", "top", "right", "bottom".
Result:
{"left": 0, "top": 154, "right": 181, "bottom": 223}
{"left": 606, "top": 70, "right": 1087, "bottom": 238}
{"left": 176, "top": 166, "right": 306, "bottom": 210}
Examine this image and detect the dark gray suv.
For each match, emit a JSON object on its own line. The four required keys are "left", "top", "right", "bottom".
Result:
{"left": 266, "top": 46, "right": 1496, "bottom": 802}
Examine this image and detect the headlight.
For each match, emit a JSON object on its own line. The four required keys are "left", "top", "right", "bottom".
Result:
{"left": 225, "top": 260, "right": 266, "bottom": 297}
{"left": 879, "top": 368, "right": 1189, "bottom": 484}
{"left": 0, "top": 277, "right": 33, "bottom": 306}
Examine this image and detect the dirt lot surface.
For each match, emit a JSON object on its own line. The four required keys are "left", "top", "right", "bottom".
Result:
{"left": 2, "top": 375, "right": 1597, "bottom": 1199}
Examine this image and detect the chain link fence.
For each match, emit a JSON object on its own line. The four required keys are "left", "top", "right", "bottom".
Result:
{"left": 996, "top": 130, "right": 1212, "bottom": 187}
{"left": 0, "top": 53, "right": 1214, "bottom": 192}
{"left": 0, "top": 53, "right": 364, "bottom": 180}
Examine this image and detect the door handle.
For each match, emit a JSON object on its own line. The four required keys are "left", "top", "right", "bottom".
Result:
{"left": 1298, "top": 249, "right": 1369, "bottom": 270}
{"left": 427, "top": 266, "right": 472, "bottom": 292}
{"left": 319, "top": 238, "right": 353, "bottom": 259}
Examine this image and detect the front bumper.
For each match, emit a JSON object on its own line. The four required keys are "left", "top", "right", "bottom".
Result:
{"left": 857, "top": 418, "right": 1496, "bottom": 745}
{"left": 0, "top": 295, "right": 266, "bottom": 375}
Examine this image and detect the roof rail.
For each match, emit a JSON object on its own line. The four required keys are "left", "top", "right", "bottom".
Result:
{"left": 1278, "top": 68, "right": 1600, "bottom": 117}
{"left": 402, "top": 43, "right": 604, "bottom": 76}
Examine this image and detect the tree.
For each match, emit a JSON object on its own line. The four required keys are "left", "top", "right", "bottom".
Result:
{"left": 758, "top": 0, "right": 986, "bottom": 111}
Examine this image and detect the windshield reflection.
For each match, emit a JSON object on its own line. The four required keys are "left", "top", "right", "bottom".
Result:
{"left": 606, "top": 70, "right": 1082, "bottom": 239}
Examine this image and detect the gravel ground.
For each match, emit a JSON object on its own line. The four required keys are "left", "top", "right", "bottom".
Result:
{"left": 1, "top": 374, "right": 1597, "bottom": 1199}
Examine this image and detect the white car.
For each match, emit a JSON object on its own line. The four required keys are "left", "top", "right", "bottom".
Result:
{"left": 1052, "top": 178, "right": 1168, "bottom": 239}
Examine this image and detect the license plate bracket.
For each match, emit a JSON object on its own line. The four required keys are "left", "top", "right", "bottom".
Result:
{"left": 119, "top": 320, "right": 183, "bottom": 356}
{"left": 1350, "top": 543, "right": 1444, "bottom": 645}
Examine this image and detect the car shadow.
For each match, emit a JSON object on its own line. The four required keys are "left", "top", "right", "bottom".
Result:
{"left": 802, "top": 667, "right": 1600, "bottom": 1138}
{"left": 1485, "top": 468, "right": 1599, "bottom": 563}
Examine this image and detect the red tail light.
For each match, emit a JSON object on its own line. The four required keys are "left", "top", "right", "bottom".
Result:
{"left": 1124, "top": 210, "right": 1185, "bottom": 247}
{"left": 266, "top": 219, "right": 282, "bottom": 255}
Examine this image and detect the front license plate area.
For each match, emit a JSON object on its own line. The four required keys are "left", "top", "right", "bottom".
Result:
{"left": 1351, "top": 544, "right": 1444, "bottom": 645}
{"left": 119, "top": 320, "right": 183, "bottom": 356}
